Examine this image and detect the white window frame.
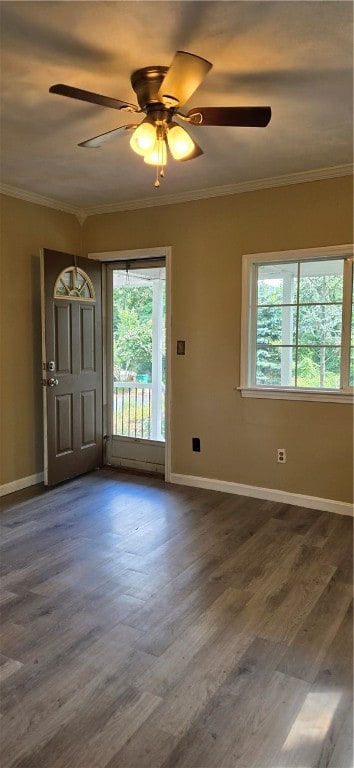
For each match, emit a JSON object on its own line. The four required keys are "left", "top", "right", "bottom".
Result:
{"left": 240, "top": 244, "right": 353, "bottom": 403}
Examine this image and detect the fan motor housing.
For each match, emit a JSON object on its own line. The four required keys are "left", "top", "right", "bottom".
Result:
{"left": 130, "top": 66, "right": 169, "bottom": 110}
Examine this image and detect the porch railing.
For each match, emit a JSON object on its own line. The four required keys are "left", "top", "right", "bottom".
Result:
{"left": 113, "top": 381, "right": 165, "bottom": 440}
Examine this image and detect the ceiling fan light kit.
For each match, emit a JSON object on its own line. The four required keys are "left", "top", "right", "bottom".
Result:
{"left": 49, "top": 50, "right": 272, "bottom": 188}
{"left": 131, "top": 120, "right": 199, "bottom": 185}
{"left": 129, "top": 120, "right": 156, "bottom": 156}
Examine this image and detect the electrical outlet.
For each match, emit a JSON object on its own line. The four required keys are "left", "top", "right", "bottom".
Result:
{"left": 277, "top": 448, "right": 286, "bottom": 463}
{"left": 177, "top": 340, "right": 186, "bottom": 355}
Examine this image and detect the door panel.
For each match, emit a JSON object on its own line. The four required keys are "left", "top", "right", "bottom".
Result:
{"left": 80, "top": 305, "right": 95, "bottom": 371}
{"left": 41, "top": 249, "right": 102, "bottom": 486}
{"left": 81, "top": 390, "right": 96, "bottom": 446}
{"left": 56, "top": 394, "right": 73, "bottom": 454}
{"left": 55, "top": 303, "right": 72, "bottom": 373}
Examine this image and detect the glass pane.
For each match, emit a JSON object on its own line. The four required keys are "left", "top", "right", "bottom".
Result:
{"left": 256, "top": 346, "right": 282, "bottom": 386}
{"left": 113, "top": 284, "right": 153, "bottom": 382}
{"left": 62, "top": 270, "right": 72, "bottom": 288}
{"left": 350, "top": 348, "right": 354, "bottom": 387}
{"left": 80, "top": 284, "right": 90, "bottom": 298}
{"left": 257, "top": 262, "right": 297, "bottom": 305}
{"left": 256, "top": 346, "right": 296, "bottom": 387}
{"left": 297, "top": 304, "right": 342, "bottom": 345}
{"left": 76, "top": 272, "right": 84, "bottom": 287}
{"left": 298, "top": 260, "right": 344, "bottom": 303}
{"left": 56, "top": 279, "right": 68, "bottom": 296}
{"left": 257, "top": 306, "right": 297, "bottom": 346}
{"left": 112, "top": 266, "right": 165, "bottom": 441}
{"left": 257, "top": 306, "right": 282, "bottom": 345}
{"left": 296, "top": 347, "right": 341, "bottom": 389}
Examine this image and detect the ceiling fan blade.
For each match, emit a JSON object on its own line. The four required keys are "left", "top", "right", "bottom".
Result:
{"left": 187, "top": 106, "right": 272, "bottom": 127}
{"left": 49, "top": 84, "right": 139, "bottom": 113}
{"left": 78, "top": 124, "right": 137, "bottom": 148}
{"left": 158, "top": 51, "right": 212, "bottom": 108}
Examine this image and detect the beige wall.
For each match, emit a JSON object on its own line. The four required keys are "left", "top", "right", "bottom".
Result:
{"left": 1, "top": 177, "right": 353, "bottom": 502}
{"left": 84, "top": 176, "right": 353, "bottom": 503}
{"left": 0, "top": 194, "right": 81, "bottom": 485}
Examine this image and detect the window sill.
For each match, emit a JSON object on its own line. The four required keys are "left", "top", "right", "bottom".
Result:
{"left": 238, "top": 387, "right": 353, "bottom": 404}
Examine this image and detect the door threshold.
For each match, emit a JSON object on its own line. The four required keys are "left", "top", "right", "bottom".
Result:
{"left": 103, "top": 464, "right": 165, "bottom": 481}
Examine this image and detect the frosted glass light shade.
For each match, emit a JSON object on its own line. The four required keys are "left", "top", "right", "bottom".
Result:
{"left": 144, "top": 139, "right": 167, "bottom": 166}
{"left": 167, "top": 125, "right": 195, "bottom": 159}
{"left": 130, "top": 122, "right": 156, "bottom": 156}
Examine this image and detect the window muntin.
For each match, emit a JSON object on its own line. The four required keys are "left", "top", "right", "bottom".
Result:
{"left": 54, "top": 267, "right": 96, "bottom": 302}
{"left": 241, "top": 245, "right": 353, "bottom": 400}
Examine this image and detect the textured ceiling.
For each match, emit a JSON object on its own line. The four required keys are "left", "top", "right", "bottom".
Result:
{"left": 0, "top": 1, "right": 352, "bottom": 211}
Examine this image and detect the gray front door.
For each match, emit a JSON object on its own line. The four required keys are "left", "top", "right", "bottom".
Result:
{"left": 41, "top": 249, "right": 103, "bottom": 486}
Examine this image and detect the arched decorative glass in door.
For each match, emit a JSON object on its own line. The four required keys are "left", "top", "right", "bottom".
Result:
{"left": 53, "top": 266, "right": 96, "bottom": 302}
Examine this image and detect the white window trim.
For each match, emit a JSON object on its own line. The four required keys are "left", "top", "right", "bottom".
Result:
{"left": 240, "top": 244, "right": 354, "bottom": 403}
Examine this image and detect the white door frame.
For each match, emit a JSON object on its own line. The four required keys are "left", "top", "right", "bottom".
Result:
{"left": 89, "top": 247, "right": 172, "bottom": 481}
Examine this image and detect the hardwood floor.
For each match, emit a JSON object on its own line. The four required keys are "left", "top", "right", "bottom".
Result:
{"left": 0, "top": 469, "right": 352, "bottom": 768}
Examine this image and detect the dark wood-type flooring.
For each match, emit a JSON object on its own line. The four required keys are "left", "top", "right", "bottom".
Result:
{"left": 0, "top": 469, "right": 353, "bottom": 768}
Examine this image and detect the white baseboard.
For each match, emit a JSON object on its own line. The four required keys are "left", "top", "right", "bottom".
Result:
{"left": 0, "top": 472, "right": 44, "bottom": 498}
{"left": 169, "top": 473, "right": 353, "bottom": 517}
{"left": 1, "top": 470, "right": 352, "bottom": 517}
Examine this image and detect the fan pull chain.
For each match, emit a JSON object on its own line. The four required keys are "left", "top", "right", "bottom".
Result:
{"left": 154, "top": 164, "right": 165, "bottom": 187}
{"left": 155, "top": 166, "right": 160, "bottom": 188}
{"left": 154, "top": 136, "right": 167, "bottom": 187}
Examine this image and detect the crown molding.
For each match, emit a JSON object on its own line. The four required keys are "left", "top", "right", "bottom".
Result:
{"left": 1, "top": 164, "right": 352, "bottom": 219}
{"left": 84, "top": 164, "right": 353, "bottom": 214}
{"left": 0, "top": 183, "right": 86, "bottom": 223}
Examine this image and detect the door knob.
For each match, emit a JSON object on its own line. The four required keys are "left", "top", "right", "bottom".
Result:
{"left": 47, "top": 377, "right": 59, "bottom": 387}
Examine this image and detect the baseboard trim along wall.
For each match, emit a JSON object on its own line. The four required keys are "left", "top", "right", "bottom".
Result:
{"left": 1, "top": 470, "right": 352, "bottom": 517}
{"left": 169, "top": 473, "right": 353, "bottom": 517}
{"left": 0, "top": 472, "right": 44, "bottom": 497}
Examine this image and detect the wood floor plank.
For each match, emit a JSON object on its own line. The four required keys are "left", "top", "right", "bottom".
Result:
{"left": 273, "top": 504, "right": 323, "bottom": 534}
{"left": 1, "top": 653, "right": 156, "bottom": 768}
{"left": 208, "top": 516, "right": 302, "bottom": 588}
{"left": 273, "top": 687, "right": 347, "bottom": 768}
{"left": 152, "top": 622, "right": 255, "bottom": 738}
{"left": 328, "top": 704, "right": 354, "bottom": 768}
{"left": 0, "top": 589, "right": 19, "bottom": 606}
{"left": 155, "top": 638, "right": 308, "bottom": 768}
{"left": 258, "top": 545, "right": 336, "bottom": 645}
{"left": 135, "top": 579, "right": 230, "bottom": 656}
{"left": 0, "top": 655, "right": 23, "bottom": 683}
{"left": 125, "top": 553, "right": 221, "bottom": 632}
{"left": 0, "top": 621, "right": 25, "bottom": 654}
{"left": 304, "top": 510, "right": 343, "bottom": 548}
{"left": 57, "top": 690, "right": 162, "bottom": 768}
{"left": 0, "top": 470, "right": 352, "bottom": 768}
{"left": 104, "top": 723, "right": 176, "bottom": 768}
{"left": 137, "top": 586, "right": 251, "bottom": 697}
{"left": 277, "top": 574, "right": 353, "bottom": 682}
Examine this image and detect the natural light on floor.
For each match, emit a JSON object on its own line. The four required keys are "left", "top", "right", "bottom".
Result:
{"left": 275, "top": 690, "right": 343, "bottom": 767}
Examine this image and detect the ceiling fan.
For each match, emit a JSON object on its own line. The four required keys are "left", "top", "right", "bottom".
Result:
{"left": 50, "top": 50, "right": 271, "bottom": 187}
